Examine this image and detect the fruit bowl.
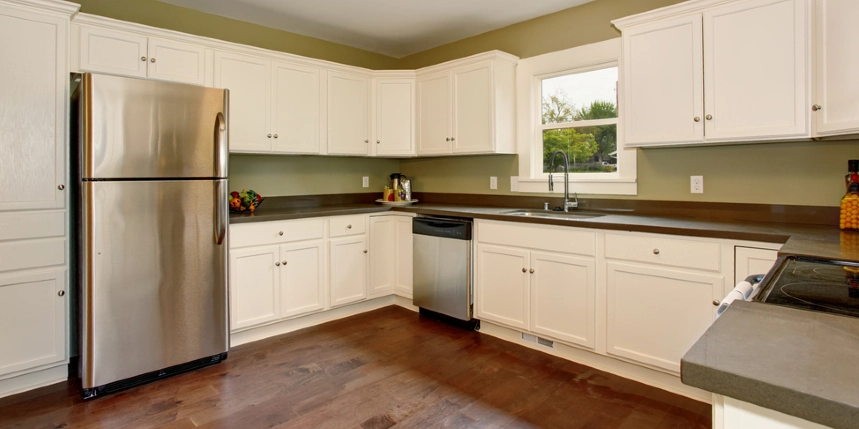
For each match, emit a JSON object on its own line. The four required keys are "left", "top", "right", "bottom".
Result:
{"left": 229, "top": 190, "right": 264, "bottom": 213}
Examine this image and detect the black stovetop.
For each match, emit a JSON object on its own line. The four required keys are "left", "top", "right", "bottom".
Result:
{"left": 753, "top": 256, "right": 859, "bottom": 318}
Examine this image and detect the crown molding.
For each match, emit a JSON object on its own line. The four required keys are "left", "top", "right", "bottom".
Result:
{"left": 0, "top": 0, "right": 79, "bottom": 16}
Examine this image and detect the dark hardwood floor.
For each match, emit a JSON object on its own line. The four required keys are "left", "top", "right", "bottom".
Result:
{"left": 0, "top": 306, "right": 710, "bottom": 429}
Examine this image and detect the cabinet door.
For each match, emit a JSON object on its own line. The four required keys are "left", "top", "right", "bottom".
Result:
{"left": 214, "top": 51, "right": 271, "bottom": 153}
{"left": 394, "top": 216, "right": 413, "bottom": 297}
{"left": 272, "top": 61, "right": 321, "bottom": 154}
{"left": 813, "top": 0, "right": 859, "bottom": 136}
{"left": 0, "top": 269, "right": 66, "bottom": 377}
{"left": 735, "top": 247, "right": 778, "bottom": 288}
{"left": 147, "top": 38, "right": 206, "bottom": 85}
{"left": 78, "top": 26, "right": 148, "bottom": 78}
{"left": 375, "top": 79, "right": 415, "bottom": 156}
{"left": 452, "top": 61, "right": 494, "bottom": 153}
{"left": 330, "top": 236, "right": 368, "bottom": 307}
{"left": 621, "top": 15, "right": 704, "bottom": 146}
{"left": 606, "top": 262, "right": 723, "bottom": 373}
{"left": 0, "top": 8, "right": 66, "bottom": 211}
{"left": 476, "top": 244, "right": 529, "bottom": 330}
{"left": 369, "top": 216, "right": 395, "bottom": 298}
{"left": 327, "top": 71, "right": 370, "bottom": 155}
{"left": 703, "top": 0, "right": 809, "bottom": 141}
{"left": 529, "top": 252, "right": 596, "bottom": 350}
{"left": 416, "top": 71, "right": 452, "bottom": 155}
{"left": 279, "top": 241, "right": 324, "bottom": 319}
{"left": 229, "top": 245, "right": 279, "bottom": 331}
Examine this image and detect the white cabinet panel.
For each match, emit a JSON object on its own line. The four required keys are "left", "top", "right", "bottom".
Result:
{"left": 0, "top": 9, "right": 66, "bottom": 211}
{"left": 369, "top": 216, "right": 395, "bottom": 297}
{"left": 476, "top": 244, "right": 529, "bottom": 330}
{"left": 622, "top": 15, "right": 704, "bottom": 146}
{"left": 147, "top": 38, "right": 206, "bottom": 85}
{"left": 416, "top": 71, "right": 452, "bottom": 155}
{"left": 330, "top": 236, "right": 368, "bottom": 307}
{"left": 735, "top": 246, "right": 778, "bottom": 285}
{"left": 78, "top": 26, "right": 147, "bottom": 78}
{"left": 230, "top": 218, "right": 324, "bottom": 249}
{"left": 394, "top": 216, "right": 413, "bottom": 296}
{"left": 272, "top": 62, "right": 321, "bottom": 154}
{"left": 279, "top": 241, "right": 324, "bottom": 319}
{"left": 813, "top": 0, "right": 859, "bottom": 136}
{"left": 329, "top": 215, "right": 367, "bottom": 238}
{"left": 375, "top": 79, "right": 415, "bottom": 156}
{"left": 529, "top": 252, "right": 596, "bottom": 349}
{"left": 0, "top": 239, "right": 65, "bottom": 273}
{"left": 0, "top": 269, "right": 66, "bottom": 378}
{"left": 0, "top": 212, "right": 64, "bottom": 242}
{"left": 230, "top": 245, "right": 279, "bottom": 330}
{"left": 214, "top": 51, "right": 271, "bottom": 153}
{"left": 328, "top": 71, "right": 370, "bottom": 155}
{"left": 604, "top": 233, "right": 721, "bottom": 272}
{"left": 452, "top": 61, "right": 493, "bottom": 153}
{"left": 606, "top": 261, "right": 723, "bottom": 373}
{"left": 703, "top": 0, "right": 808, "bottom": 140}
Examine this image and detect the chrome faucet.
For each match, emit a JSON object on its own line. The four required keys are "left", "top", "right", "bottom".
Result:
{"left": 548, "top": 150, "right": 578, "bottom": 212}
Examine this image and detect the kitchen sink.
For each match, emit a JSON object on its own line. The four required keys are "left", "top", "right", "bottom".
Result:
{"left": 502, "top": 209, "right": 605, "bottom": 221}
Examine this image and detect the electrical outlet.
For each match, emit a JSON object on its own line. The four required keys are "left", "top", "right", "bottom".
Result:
{"left": 510, "top": 176, "right": 519, "bottom": 192}
{"left": 362, "top": 176, "right": 369, "bottom": 188}
{"left": 691, "top": 176, "right": 703, "bottom": 194}
{"left": 490, "top": 176, "right": 498, "bottom": 190}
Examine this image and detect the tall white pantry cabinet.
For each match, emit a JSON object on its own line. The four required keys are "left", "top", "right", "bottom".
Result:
{"left": 0, "top": 0, "right": 78, "bottom": 399}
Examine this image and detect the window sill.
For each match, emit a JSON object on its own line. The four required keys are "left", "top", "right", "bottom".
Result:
{"left": 515, "top": 177, "right": 637, "bottom": 195}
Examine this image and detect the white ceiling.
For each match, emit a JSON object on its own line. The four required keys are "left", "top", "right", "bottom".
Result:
{"left": 157, "top": 0, "right": 596, "bottom": 58}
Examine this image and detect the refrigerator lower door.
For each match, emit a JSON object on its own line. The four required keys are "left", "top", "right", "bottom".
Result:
{"left": 81, "top": 179, "right": 229, "bottom": 390}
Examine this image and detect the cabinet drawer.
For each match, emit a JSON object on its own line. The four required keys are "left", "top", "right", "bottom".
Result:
{"left": 0, "top": 212, "right": 64, "bottom": 242}
{"left": 477, "top": 220, "right": 595, "bottom": 257}
{"left": 604, "top": 233, "right": 720, "bottom": 272}
{"left": 0, "top": 238, "right": 65, "bottom": 273}
{"left": 230, "top": 218, "right": 324, "bottom": 248}
{"left": 329, "top": 215, "right": 367, "bottom": 238}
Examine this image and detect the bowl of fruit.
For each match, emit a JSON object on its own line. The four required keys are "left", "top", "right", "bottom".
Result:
{"left": 229, "top": 189, "right": 263, "bottom": 213}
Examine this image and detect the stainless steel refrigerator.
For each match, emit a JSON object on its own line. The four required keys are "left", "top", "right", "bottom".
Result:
{"left": 72, "top": 73, "right": 230, "bottom": 400}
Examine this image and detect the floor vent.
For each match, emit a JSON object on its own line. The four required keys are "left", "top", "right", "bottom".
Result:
{"left": 521, "top": 333, "right": 555, "bottom": 349}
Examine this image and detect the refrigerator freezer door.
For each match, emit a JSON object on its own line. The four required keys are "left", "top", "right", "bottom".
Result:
{"left": 80, "top": 179, "right": 229, "bottom": 389}
{"left": 80, "top": 73, "right": 229, "bottom": 179}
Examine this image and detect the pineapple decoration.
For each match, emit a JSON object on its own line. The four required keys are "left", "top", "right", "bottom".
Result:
{"left": 840, "top": 160, "right": 859, "bottom": 230}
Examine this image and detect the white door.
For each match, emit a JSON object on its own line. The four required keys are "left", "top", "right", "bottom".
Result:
{"left": 734, "top": 247, "right": 778, "bottom": 291}
{"left": 416, "top": 71, "right": 452, "bottom": 155}
{"left": 213, "top": 51, "right": 271, "bottom": 153}
{"left": 476, "top": 244, "right": 529, "bottom": 330}
{"left": 394, "top": 216, "right": 413, "bottom": 297}
{"left": 369, "top": 216, "right": 395, "bottom": 297}
{"left": 330, "top": 236, "right": 368, "bottom": 307}
{"left": 272, "top": 61, "right": 321, "bottom": 154}
{"left": 327, "top": 71, "right": 370, "bottom": 155}
{"left": 375, "top": 79, "right": 415, "bottom": 156}
{"left": 0, "top": 8, "right": 66, "bottom": 211}
{"left": 813, "top": 0, "right": 859, "bottom": 136}
{"left": 146, "top": 38, "right": 206, "bottom": 85}
{"left": 703, "top": 0, "right": 809, "bottom": 141}
{"left": 78, "top": 26, "right": 148, "bottom": 78}
{"left": 229, "top": 245, "right": 280, "bottom": 331}
{"left": 529, "top": 252, "right": 596, "bottom": 350}
{"left": 452, "top": 61, "right": 494, "bottom": 153}
{"left": 0, "top": 269, "right": 66, "bottom": 377}
{"left": 606, "top": 262, "right": 723, "bottom": 373}
{"left": 621, "top": 15, "right": 704, "bottom": 146}
{"left": 279, "top": 241, "right": 324, "bottom": 319}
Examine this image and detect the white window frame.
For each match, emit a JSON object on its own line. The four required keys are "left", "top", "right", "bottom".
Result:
{"left": 515, "top": 38, "right": 637, "bottom": 195}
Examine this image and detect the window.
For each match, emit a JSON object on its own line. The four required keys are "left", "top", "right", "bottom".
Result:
{"left": 515, "top": 38, "right": 636, "bottom": 195}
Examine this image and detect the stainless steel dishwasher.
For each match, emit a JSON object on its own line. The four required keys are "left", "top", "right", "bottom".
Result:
{"left": 412, "top": 217, "right": 479, "bottom": 330}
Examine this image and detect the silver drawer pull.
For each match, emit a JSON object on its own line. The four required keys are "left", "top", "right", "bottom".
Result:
{"left": 58, "top": 290, "right": 65, "bottom": 297}
{"left": 363, "top": 249, "right": 368, "bottom": 254}
{"left": 529, "top": 269, "right": 535, "bottom": 274}
{"left": 282, "top": 261, "right": 287, "bottom": 265}
{"left": 653, "top": 249, "right": 660, "bottom": 255}
{"left": 279, "top": 231, "right": 284, "bottom": 236}
{"left": 712, "top": 300, "right": 720, "bottom": 306}
{"left": 347, "top": 224, "right": 352, "bottom": 229}
{"left": 522, "top": 268, "right": 527, "bottom": 273}
{"left": 275, "top": 262, "right": 280, "bottom": 266}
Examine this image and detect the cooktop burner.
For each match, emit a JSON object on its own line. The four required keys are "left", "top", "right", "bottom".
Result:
{"left": 753, "top": 256, "right": 859, "bottom": 318}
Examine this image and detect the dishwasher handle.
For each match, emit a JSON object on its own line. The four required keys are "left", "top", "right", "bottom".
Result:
{"left": 413, "top": 217, "right": 472, "bottom": 241}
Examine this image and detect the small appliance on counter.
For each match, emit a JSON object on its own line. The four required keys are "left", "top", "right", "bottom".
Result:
{"left": 378, "top": 173, "right": 417, "bottom": 206}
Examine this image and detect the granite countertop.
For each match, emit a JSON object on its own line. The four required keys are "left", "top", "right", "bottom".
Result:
{"left": 682, "top": 301, "right": 859, "bottom": 429}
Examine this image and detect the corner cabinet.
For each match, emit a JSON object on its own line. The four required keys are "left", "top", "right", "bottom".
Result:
{"left": 327, "top": 71, "right": 371, "bottom": 156}
{"left": 372, "top": 75, "right": 416, "bottom": 157}
{"left": 616, "top": 0, "right": 810, "bottom": 147}
{"left": 812, "top": 0, "right": 859, "bottom": 137}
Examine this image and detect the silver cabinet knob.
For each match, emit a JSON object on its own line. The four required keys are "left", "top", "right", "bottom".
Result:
{"left": 57, "top": 184, "right": 64, "bottom": 190}
{"left": 522, "top": 268, "right": 527, "bottom": 273}
{"left": 364, "top": 140, "right": 369, "bottom": 143}
{"left": 363, "top": 249, "right": 368, "bottom": 254}
{"left": 653, "top": 249, "right": 660, "bottom": 255}
{"left": 140, "top": 56, "right": 147, "bottom": 62}
{"left": 267, "top": 134, "right": 272, "bottom": 138}
{"left": 713, "top": 300, "right": 720, "bottom": 306}
{"left": 694, "top": 117, "right": 701, "bottom": 122}
{"left": 451, "top": 137, "right": 456, "bottom": 141}
{"left": 812, "top": 104, "right": 822, "bottom": 112}
{"left": 150, "top": 58, "right": 156, "bottom": 63}
{"left": 58, "top": 290, "right": 65, "bottom": 297}
{"left": 275, "top": 262, "right": 281, "bottom": 266}
{"left": 273, "top": 134, "right": 278, "bottom": 138}
{"left": 347, "top": 224, "right": 352, "bottom": 229}
{"left": 282, "top": 261, "right": 287, "bottom": 265}
{"left": 278, "top": 231, "right": 283, "bottom": 236}
{"left": 376, "top": 140, "right": 380, "bottom": 144}
{"left": 705, "top": 114, "right": 713, "bottom": 121}
{"left": 529, "top": 269, "right": 535, "bottom": 274}
{"left": 446, "top": 138, "right": 451, "bottom": 141}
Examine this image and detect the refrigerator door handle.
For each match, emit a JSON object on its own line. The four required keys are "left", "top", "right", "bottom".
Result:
{"left": 215, "top": 180, "right": 227, "bottom": 245}
{"left": 214, "top": 111, "right": 228, "bottom": 178}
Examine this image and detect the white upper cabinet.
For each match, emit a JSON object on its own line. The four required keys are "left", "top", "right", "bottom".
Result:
{"left": 416, "top": 71, "right": 453, "bottom": 155}
{"left": 327, "top": 71, "right": 371, "bottom": 156}
{"left": 272, "top": 61, "right": 322, "bottom": 154}
{"left": 77, "top": 26, "right": 206, "bottom": 85}
{"left": 615, "top": 0, "right": 810, "bottom": 147}
{"left": 214, "top": 51, "right": 272, "bottom": 153}
{"left": 452, "top": 61, "right": 494, "bottom": 154}
{"left": 813, "top": 0, "right": 859, "bottom": 136}
{"left": 373, "top": 77, "right": 416, "bottom": 156}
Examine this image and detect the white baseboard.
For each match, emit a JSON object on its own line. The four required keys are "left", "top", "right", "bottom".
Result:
{"left": 478, "top": 321, "right": 711, "bottom": 404}
{"left": 0, "top": 364, "right": 67, "bottom": 400}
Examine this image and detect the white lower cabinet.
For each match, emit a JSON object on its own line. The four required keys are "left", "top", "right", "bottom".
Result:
{"left": 530, "top": 252, "right": 596, "bottom": 349}
{"left": 735, "top": 246, "right": 778, "bottom": 286}
{"left": 279, "top": 241, "right": 324, "bottom": 319}
{"left": 369, "top": 214, "right": 414, "bottom": 298}
{"left": 476, "top": 244, "right": 530, "bottom": 330}
{"left": 606, "top": 262, "right": 723, "bottom": 373}
{"left": 230, "top": 245, "right": 280, "bottom": 331}
{"left": 329, "top": 236, "right": 368, "bottom": 307}
{"left": 393, "top": 216, "right": 413, "bottom": 297}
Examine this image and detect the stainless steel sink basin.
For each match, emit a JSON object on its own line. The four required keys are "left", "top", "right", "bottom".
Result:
{"left": 502, "top": 209, "right": 605, "bottom": 221}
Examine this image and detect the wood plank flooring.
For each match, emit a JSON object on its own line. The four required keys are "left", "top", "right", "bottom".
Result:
{"left": 0, "top": 306, "right": 711, "bottom": 429}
